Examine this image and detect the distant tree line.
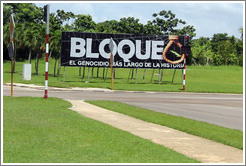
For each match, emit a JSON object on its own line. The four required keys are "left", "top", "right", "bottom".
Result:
{"left": 3, "top": 3, "right": 243, "bottom": 73}
{"left": 191, "top": 32, "right": 243, "bottom": 66}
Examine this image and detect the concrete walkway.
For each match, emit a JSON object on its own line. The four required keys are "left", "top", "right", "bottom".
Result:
{"left": 68, "top": 100, "right": 243, "bottom": 163}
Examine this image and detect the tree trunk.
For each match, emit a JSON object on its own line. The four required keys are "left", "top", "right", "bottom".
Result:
{"left": 143, "top": 69, "right": 146, "bottom": 80}
{"left": 54, "top": 58, "right": 57, "bottom": 77}
{"left": 131, "top": 68, "right": 134, "bottom": 79}
{"left": 28, "top": 49, "right": 31, "bottom": 64}
{"left": 150, "top": 69, "right": 155, "bottom": 83}
{"left": 113, "top": 69, "right": 116, "bottom": 79}
{"left": 97, "top": 67, "right": 99, "bottom": 78}
{"left": 56, "top": 50, "right": 61, "bottom": 76}
{"left": 48, "top": 50, "right": 53, "bottom": 63}
{"left": 192, "top": 58, "right": 197, "bottom": 65}
{"left": 172, "top": 69, "right": 176, "bottom": 83}
{"left": 103, "top": 67, "right": 105, "bottom": 79}
{"left": 35, "top": 53, "right": 39, "bottom": 75}
{"left": 206, "top": 57, "right": 209, "bottom": 66}
{"left": 104, "top": 68, "right": 108, "bottom": 81}
{"left": 57, "top": 57, "right": 61, "bottom": 76}
{"left": 82, "top": 66, "right": 85, "bottom": 79}
{"left": 79, "top": 67, "right": 81, "bottom": 76}
{"left": 91, "top": 67, "right": 94, "bottom": 78}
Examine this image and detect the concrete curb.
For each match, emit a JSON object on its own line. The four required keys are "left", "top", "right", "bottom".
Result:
{"left": 3, "top": 83, "right": 242, "bottom": 96}
{"left": 3, "top": 83, "right": 112, "bottom": 92}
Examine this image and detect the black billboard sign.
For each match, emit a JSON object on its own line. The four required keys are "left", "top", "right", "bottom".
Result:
{"left": 61, "top": 32, "right": 188, "bottom": 69}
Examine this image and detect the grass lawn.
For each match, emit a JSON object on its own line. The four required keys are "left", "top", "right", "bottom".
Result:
{"left": 3, "top": 96, "right": 199, "bottom": 163}
{"left": 3, "top": 58, "right": 243, "bottom": 93}
{"left": 86, "top": 100, "right": 243, "bottom": 150}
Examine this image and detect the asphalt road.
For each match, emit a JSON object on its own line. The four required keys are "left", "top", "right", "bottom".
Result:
{"left": 3, "top": 85, "right": 244, "bottom": 131}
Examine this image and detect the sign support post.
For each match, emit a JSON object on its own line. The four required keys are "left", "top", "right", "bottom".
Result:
{"left": 44, "top": 4, "right": 50, "bottom": 99}
{"left": 110, "top": 52, "right": 113, "bottom": 90}
{"left": 63, "top": 67, "right": 65, "bottom": 82}
{"left": 183, "top": 54, "right": 186, "bottom": 91}
{"left": 109, "top": 38, "right": 114, "bottom": 90}
{"left": 11, "top": 57, "right": 13, "bottom": 96}
{"left": 135, "top": 68, "right": 138, "bottom": 84}
{"left": 87, "top": 67, "right": 90, "bottom": 83}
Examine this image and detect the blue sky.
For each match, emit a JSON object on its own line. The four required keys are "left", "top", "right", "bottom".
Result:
{"left": 36, "top": 1, "right": 244, "bottom": 39}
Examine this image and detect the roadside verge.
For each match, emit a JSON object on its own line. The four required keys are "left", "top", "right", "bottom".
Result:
{"left": 68, "top": 100, "right": 243, "bottom": 163}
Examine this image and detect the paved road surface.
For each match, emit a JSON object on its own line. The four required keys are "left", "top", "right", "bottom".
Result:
{"left": 3, "top": 84, "right": 244, "bottom": 131}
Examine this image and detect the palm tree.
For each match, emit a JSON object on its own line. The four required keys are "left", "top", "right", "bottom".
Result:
{"left": 13, "top": 23, "right": 26, "bottom": 72}
{"left": 34, "top": 24, "right": 45, "bottom": 75}
{"left": 239, "top": 27, "right": 243, "bottom": 40}
{"left": 49, "top": 29, "right": 62, "bottom": 77}
{"left": 23, "top": 24, "right": 35, "bottom": 64}
{"left": 3, "top": 23, "right": 10, "bottom": 47}
{"left": 23, "top": 23, "right": 40, "bottom": 64}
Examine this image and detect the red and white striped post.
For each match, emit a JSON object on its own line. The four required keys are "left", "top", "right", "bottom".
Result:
{"left": 183, "top": 54, "right": 186, "bottom": 91}
{"left": 182, "top": 35, "right": 189, "bottom": 91}
{"left": 44, "top": 4, "right": 50, "bottom": 99}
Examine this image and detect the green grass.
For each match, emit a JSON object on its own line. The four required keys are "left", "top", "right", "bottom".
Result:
{"left": 86, "top": 100, "right": 243, "bottom": 150}
{"left": 3, "top": 96, "right": 199, "bottom": 163}
{"left": 3, "top": 58, "right": 243, "bottom": 93}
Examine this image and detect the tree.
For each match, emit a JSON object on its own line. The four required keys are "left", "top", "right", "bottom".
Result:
{"left": 34, "top": 24, "right": 45, "bottom": 75}
{"left": 176, "top": 25, "right": 196, "bottom": 39}
{"left": 50, "top": 9, "right": 75, "bottom": 32}
{"left": 143, "top": 21, "right": 162, "bottom": 35}
{"left": 239, "top": 27, "right": 243, "bottom": 40}
{"left": 3, "top": 4, "right": 12, "bottom": 25}
{"left": 49, "top": 10, "right": 76, "bottom": 76}
{"left": 3, "top": 21, "right": 10, "bottom": 57}
{"left": 49, "top": 29, "right": 62, "bottom": 76}
{"left": 151, "top": 10, "right": 196, "bottom": 37}
{"left": 210, "top": 33, "right": 228, "bottom": 53}
{"left": 72, "top": 14, "right": 96, "bottom": 32}
{"left": 96, "top": 20, "right": 119, "bottom": 33}
{"left": 211, "top": 33, "right": 242, "bottom": 65}
{"left": 235, "top": 39, "right": 243, "bottom": 66}
{"left": 23, "top": 22, "right": 41, "bottom": 64}
{"left": 191, "top": 38, "right": 211, "bottom": 65}
{"left": 3, "top": 3, "right": 45, "bottom": 62}
{"left": 57, "top": 9, "right": 75, "bottom": 24}
{"left": 5, "top": 3, "right": 43, "bottom": 24}
{"left": 117, "top": 17, "right": 144, "bottom": 34}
